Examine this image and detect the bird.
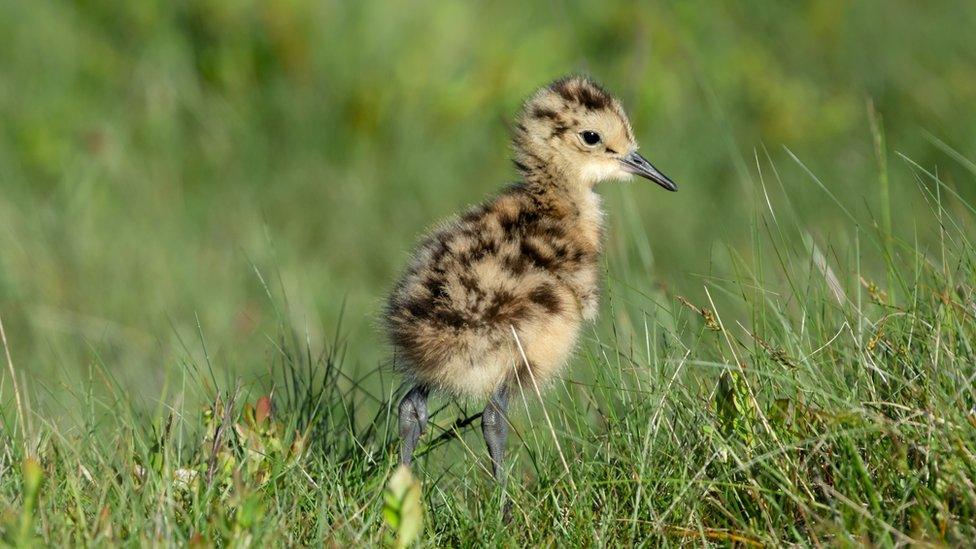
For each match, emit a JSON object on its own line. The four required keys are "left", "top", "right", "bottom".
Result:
{"left": 385, "top": 75, "right": 677, "bottom": 484}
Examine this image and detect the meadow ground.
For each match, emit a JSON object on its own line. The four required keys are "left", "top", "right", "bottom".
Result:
{"left": 2, "top": 1, "right": 976, "bottom": 545}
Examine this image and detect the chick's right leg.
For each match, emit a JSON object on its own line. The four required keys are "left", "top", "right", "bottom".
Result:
{"left": 398, "top": 385, "right": 429, "bottom": 466}
{"left": 482, "top": 385, "right": 510, "bottom": 483}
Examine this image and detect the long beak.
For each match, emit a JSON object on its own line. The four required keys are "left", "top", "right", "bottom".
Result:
{"left": 620, "top": 150, "right": 677, "bottom": 192}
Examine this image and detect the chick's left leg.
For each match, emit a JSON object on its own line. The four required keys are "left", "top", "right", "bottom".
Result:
{"left": 398, "top": 385, "right": 429, "bottom": 466}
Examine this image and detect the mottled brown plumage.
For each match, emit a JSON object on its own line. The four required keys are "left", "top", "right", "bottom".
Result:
{"left": 387, "top": 75, "right": 677, "bottom": 483}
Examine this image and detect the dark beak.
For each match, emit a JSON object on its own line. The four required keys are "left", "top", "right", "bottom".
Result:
{"left": 620, "top": 150, "right": 678, "bottom": 191}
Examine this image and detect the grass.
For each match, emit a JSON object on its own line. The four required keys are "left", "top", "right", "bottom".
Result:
{"left": 2, "top": 0, "right": 976, "bottom": 545}
{"left": 3, "top": 148, "right": 976, "bottom": 545}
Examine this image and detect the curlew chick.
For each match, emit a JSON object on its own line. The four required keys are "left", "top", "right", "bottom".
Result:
{"left": 385, "top": 76, "right": 678, "bottom": 482}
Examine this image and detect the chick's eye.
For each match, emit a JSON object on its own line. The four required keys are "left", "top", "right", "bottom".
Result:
{"left": 580, "top": 131, "right": 601, "bottom": 146}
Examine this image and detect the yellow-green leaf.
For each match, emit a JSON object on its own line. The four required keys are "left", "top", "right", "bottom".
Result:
{"left": 383, "top": 465, "right": 423, "bottom": 548}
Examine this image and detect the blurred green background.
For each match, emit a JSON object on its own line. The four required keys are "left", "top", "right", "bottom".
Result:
{"left": 1, "top": 0, "right": 974, "bottom": 406}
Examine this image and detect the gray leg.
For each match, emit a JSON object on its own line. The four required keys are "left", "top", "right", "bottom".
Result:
{"left": 398, "top": 385, "right": 429, "bottom": 466}
{"left": 482, "top": 385, "right": 510, "bottom": 482}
